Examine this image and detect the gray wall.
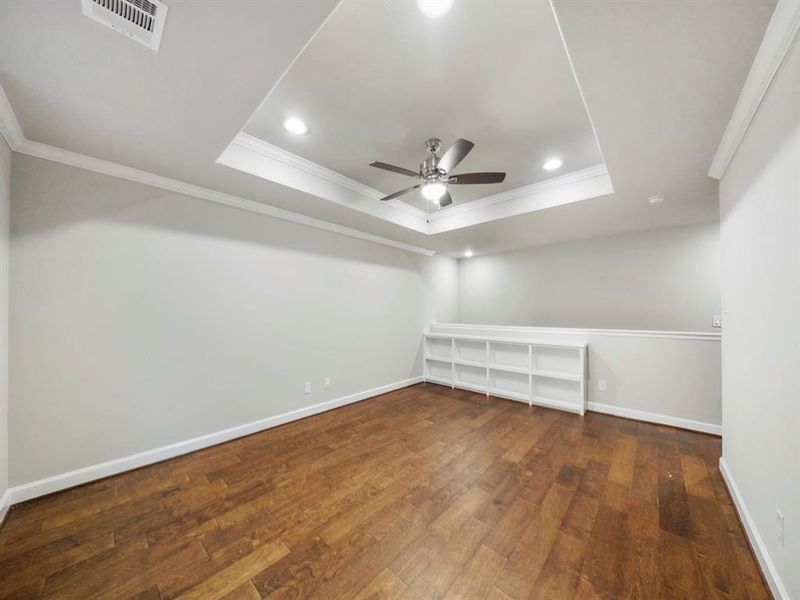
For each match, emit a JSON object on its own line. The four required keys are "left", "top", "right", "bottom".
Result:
{"left": 458, "top": 222, "right": 720, "bottom": 331}
{"left": 0, "top": 137, "right": 9, "bottom": 502}
{"left": 9, "top": 154, "right": 457, "bottom": 486}
{"left": 719, "top": 37, "right": 799, "bottom": 599}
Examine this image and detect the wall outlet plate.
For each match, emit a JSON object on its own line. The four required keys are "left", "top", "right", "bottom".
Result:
{"left": 324, "top": 377, "right": 331, "bottom": 389}
{"left": 776, "top": 509, "right": 785, "bottom": 547}
{"left": 598, "top": 379, "right": 607, "bottom": 392}
{"left": 712, "top": 315, "right": 722, "bottom": 328}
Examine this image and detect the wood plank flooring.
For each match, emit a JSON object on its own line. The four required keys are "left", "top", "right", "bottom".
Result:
{"left": 0, "top": 383, "right": 770, "bottom": 599}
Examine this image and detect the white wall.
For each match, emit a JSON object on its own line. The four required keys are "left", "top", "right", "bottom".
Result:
{"left": 719, "top": 35, "right": 800, "bottom": 600}
{"left": 9, "top": 154, "right": 457, "bottom": 488}
{"left": 0, "top": 137, "right": 9, "bottom": 511}
{"left": 458, "top": 222, "right": 721, "bottom": 332}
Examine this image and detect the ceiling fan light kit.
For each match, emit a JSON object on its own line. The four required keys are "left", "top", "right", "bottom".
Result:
{"left": 370, "top": 137, "right": 506, "bottom": 210}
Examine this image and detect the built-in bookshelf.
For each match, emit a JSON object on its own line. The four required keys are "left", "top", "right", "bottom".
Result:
{"left": 423, "top": 333, "right": 588, "bottom": 415}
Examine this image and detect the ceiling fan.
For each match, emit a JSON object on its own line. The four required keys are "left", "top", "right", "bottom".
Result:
{"left": 370, "top": 138, "right": 506, "bottom": 208}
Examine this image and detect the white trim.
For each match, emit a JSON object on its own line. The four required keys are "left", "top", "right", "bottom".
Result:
{"left": 431, "top": 323, "right": 721, "bottom": 342}
{"left": 218, "top": 133, "right": 430, "bottom": 233}
{"left": 220, "top": 133, "right": 612, "bottom": 236}
{"left": 0, "top": 84, "right": 435, "bottom": 257}
{"left": 4, "top": 377, "right": 422, "bottom": 507}
{"left": 0, "top": 489, "right": 10, "bottom": 526}
{"left": 708, "top": 1, "right": 800, "bottom": 179}
{"left": 588, "top": 402, "right": 721, "bottom": 435}
{"left": 426, "top": 164, "right": 610, "bottom": 224}
{"left": 427, "top": 164, "right": 612, "bottom": 234}
{"left": 548, "top": 0, "right": 608, "bottom": 167}
{"left": 0, "top": 84, "right": 25, "bottom": 149}
{"left": 719, "top": 457, "right": 790, "bottom": 600}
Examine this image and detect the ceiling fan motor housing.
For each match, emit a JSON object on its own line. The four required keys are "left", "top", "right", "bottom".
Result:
{"left": 422, "top": 138, "right": 446, "bottom": 180}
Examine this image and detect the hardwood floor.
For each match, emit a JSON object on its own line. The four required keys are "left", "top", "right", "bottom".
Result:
{"left": 0, "top": 383, "right": 770, "bottom": 599}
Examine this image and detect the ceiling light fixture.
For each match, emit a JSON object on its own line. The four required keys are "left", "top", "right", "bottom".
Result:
{"left": 648, "top": 194, "right": 665, "bottom": 204}
{"left": 542, "top": 158, "right": 564, "bottom": 171}
{"left": 464, "top": 249, "right": 473, "bottom": 258}
{"left": 283, "top": 117, "right": 308, "bottom": 135}
{"left": 417, "top": 0, "right": 454, "bottom": 19}
{"left": 422, "top": 181, "right": 447, "bottom": 201}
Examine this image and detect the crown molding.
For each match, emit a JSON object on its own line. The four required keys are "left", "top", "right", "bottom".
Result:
{"left": 222, "top": 133, "right": 429, "bottom": 232}
{"left": 427, "top": 164, "right": 609, "bottom": 221}
{"left": 708, "top": 0, "right": 800, "bottom": 179}
{"left": 0, "top": 83, "right": 435, "bottom": 256}
{"left": 222, "top": 133, "right": 612, "bottom": 235}
{"left": 0, "top": 84, "right": 24, "bottom": 149}
{"left": 427, "top": 163, "right": 612, "bottom": 234}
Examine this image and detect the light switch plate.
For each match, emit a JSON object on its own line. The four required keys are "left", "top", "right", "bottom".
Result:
{"left": 304, "top": 382, "right": 311, "bottom": 395}
{"left": 712, "top": 315, "right": 722, "bottom": 328}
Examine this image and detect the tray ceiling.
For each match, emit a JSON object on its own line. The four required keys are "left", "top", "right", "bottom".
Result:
{"left": 221, "top": 0, "right": 608, "bottom": 231}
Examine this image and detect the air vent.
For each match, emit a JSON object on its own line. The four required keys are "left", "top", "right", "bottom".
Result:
{"left": 81, "top": 0, "right": 168, "bottom": 51}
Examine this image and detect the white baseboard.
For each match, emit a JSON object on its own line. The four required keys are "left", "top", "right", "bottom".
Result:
{"left": 719, "top": 457, "right": 789, "bottom": 600}
{"left": 5, "top": 376, "right": 422, "bottom": 508}
{"left": 0, "top": 489, "right": 10, "bottom": 526}
{"left": 587, "top": 402, "right": 721, "bottom": 435}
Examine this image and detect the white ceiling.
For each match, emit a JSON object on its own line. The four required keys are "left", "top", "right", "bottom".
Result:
{"left": 242, "top": 0, "right": 601, "bottom": 210}
{"left": 0, "top": 0, "right": 775, "bottom": 257}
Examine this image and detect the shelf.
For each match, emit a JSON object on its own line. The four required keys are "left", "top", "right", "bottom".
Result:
{"left": 424, "top": 355, "right": 452, "bottom": 364}
{"left": 532, "top": 369, "right": 580, "bottom": 382}
{"left": 426, "top": 332, "right": 587, "bottom": 349}
{"left": 454, "top": 381, "right": 487, "bottom": 394}
{"left": 423, "top": 330, "right": 587, "bottom": 417}
{"left": 532, "top": 395, "right": 582, "bottom": 414}
{"left": 489, "top": 387, "right": 530, "bottom": 403}
{"left": 453, "top": 358, "right": 486, "bottom": 369}
{"left": 489, "top": 363, "right": 529, "bottom": 375}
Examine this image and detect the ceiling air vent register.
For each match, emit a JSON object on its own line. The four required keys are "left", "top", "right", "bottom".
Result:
{"left": 81, "top": 0, "right": 168, "bottom": 51}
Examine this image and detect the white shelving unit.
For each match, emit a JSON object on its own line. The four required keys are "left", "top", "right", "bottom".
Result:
{"left": 423, "top": 333, "right": 588, "bottom": 415}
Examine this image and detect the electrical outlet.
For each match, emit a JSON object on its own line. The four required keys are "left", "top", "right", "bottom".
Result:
{"left": 598, "top": 380, "right": 607, "bottom": 392}
{"left": 712, "top": 315, "right": 722, "bottom": 328}
{"left": 776, "top": 509, "right": 784, "bottom": 547}
{"left": 324, "top": 377, "right": 331, "bottom": 389}
{"left": 304, "top": 382, "right": 311, "bottom": 395}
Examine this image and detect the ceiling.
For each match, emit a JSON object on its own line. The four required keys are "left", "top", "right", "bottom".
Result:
{"left": 0, "top": 0, "right": 775, "bottom": 257}
{"left": 241, "top": 0, "right": 602, "bottom": 211}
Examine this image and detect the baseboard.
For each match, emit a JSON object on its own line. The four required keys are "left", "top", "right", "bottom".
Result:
{"left": 5, "top": 376, "right": 422, "bottom": 507}
{"left": 587, "top": 402, "right": 721, "bottom": 435}
{"left": 0, "top": 489, "right": 10, "bottom": 526}
{"left": 719, "top": 457, "right": 789, "bottom": 600}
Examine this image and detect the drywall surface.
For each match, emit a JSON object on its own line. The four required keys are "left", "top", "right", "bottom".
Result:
{"left": 458, "top": 222, "right": 721, "bottom": 332}
{"left": 9, "top": 154, "right": 457, "bottom": 487}
{"left": 429, "top": 323, "right": 721, "bottom": 432}
{"left": 719, "top": 36, "right": 800, "bottom": 599}
{"left": 0, "top": 137, "right": 9, "bottom": 505}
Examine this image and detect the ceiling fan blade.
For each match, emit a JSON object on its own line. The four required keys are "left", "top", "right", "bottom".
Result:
{"left": 448, "top": 172, "right": 506, "bottom": 184}
{"left": 438, "top": 190, "right": 453, "bottom": 208}
{"left": 380, "top": 184, "right": 420, "bottom": 201}
{"left": 438, "top": 138, "right": 474, "bottom": 173}
{"left": 370, "top": 162, "right": 419, "bottom": 178}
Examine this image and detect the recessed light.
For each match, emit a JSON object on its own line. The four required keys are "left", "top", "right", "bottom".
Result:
{"left": 464, "top": 249, "right": 473, "bottom": 258}
{"left": 417, "top": 0, "right": 453, "bottom": 18}
{"left": 283, "top": 117, "right": 308, "bottom": 135}
{"left": 542, "top": 158, "right": 564, "bottom": 171}
{"left": 648, "top": 194, "right": 665, "bottom": 204}
{"left": 422, "top": 181, "right": 447, "bottom": 201}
